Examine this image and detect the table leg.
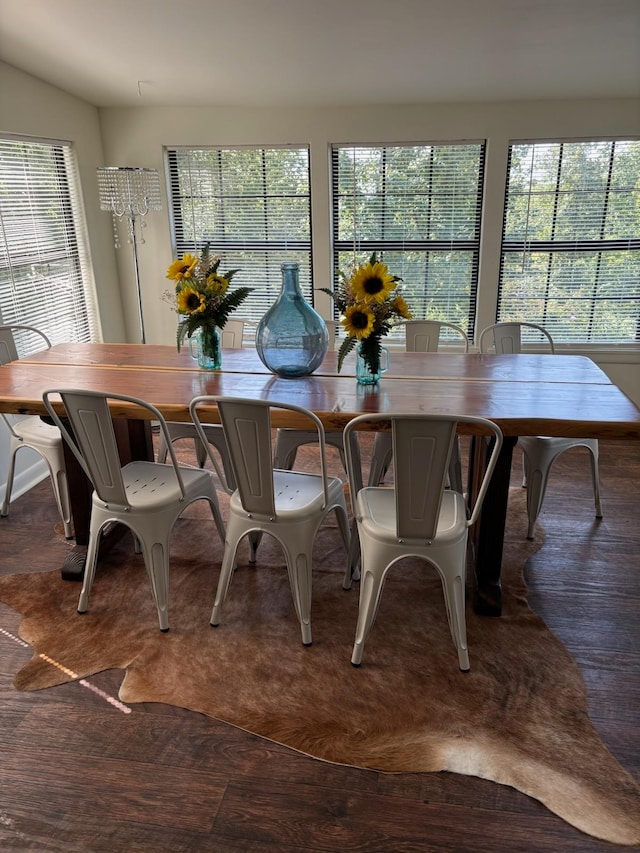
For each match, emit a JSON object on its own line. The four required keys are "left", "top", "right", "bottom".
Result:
{"left": 469, "top": 434, "right": 517, "bottom": 617}
{"left": 60, "top": 419, "right": 153, "bottom": 581}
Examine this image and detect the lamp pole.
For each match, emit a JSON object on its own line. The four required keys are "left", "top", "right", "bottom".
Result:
{"left": 97, "top": 167, "right": 162, "bottom": 343}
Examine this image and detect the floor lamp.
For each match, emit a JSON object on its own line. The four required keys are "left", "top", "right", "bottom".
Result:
{"left": 97, "top": 167, "right": 162, "bottom": 343}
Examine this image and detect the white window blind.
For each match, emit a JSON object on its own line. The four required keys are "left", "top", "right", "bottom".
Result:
{"left": 498, "top": 139, "right": 640, "bottom": 343}
{"left": 0, "top": 136, "right": 100, "bottom": 355}
{"left": 331, "top": 142, "right": 485, "bottom": 340}
{"left": 166, "top": 146, "right": 312, "bottom": 324}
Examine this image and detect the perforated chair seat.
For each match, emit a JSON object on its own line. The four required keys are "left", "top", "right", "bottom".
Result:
{"left": 357, "top": 487, "right": 465, "bottom": 545}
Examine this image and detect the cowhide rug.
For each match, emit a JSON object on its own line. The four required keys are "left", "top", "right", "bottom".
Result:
{"left": 0, "top": 487, "right": 638, "bottom": 846}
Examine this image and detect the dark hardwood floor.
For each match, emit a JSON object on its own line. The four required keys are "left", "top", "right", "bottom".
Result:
{"left": 0, "top": 439, "right": 638, "bottom": 852}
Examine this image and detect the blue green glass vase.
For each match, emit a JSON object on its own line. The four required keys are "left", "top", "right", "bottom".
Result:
{"left": 256, "top": 263, "right": 329, "bottom": 378}
{"left": 356, "top": 342, "right": 389, "bottom": 385}
{"left": 197, "top": 325, "right": 222, "bottom": 370}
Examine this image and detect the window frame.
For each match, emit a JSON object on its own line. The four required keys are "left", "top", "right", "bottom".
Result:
{"left": 165, "top": 144, "right": 314, "bottom": 325}
{"left": 497, "top": 137, "right": 640, "bottom": 345}
{"left": 330, "top": 141, "right": 486, "bottom": 341}
{"left": 0, "top": 133, "right": 100, "bottom": 353}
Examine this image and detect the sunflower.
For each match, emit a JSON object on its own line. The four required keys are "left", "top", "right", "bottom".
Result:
{"left": 206, "top": 273, "right": 229, "bottom": 295}
{"left": 176, "top": 286, "right": 206, "bottom": 314}
{"left": 342, "top": 303, "right": 376, "bottom": 339}
{"left": 391, "top": 295, "right": 412, "bottom": 320}
{"left": 166, "top": 254, "right": 199, "bottom": 281}
{"left": 350, "top": 260, "right": 397, "bottom": 304}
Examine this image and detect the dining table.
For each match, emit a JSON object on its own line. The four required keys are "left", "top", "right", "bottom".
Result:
{"left": 1, "top": 341, "right": 639, "bottom": 617}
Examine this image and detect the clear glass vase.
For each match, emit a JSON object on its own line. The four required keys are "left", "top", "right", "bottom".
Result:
{"left": 356, "top": 342, "right": 389, "bottom": 385}
{"left": 255, "top": 262, "right": 329, "bottom": 378}
{"left": 197, "top": 325, "right": 222, "bottom": 370}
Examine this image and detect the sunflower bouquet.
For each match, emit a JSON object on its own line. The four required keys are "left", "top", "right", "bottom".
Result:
{"left": 320, "top": 253, "right": 411, "bottom": 376}
{"left": 165, "top": 244, "right": 253, "bottom": 352}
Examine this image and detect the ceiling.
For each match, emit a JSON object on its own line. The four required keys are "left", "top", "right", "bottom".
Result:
{"left": 1, "top": 0, "right": 639, "bottom": 108}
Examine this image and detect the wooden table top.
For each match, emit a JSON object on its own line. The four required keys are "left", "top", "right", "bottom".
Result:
{"left": 20, "top": 342, "right": 614, "bottom": 385}
{"left": 1, "top": 343, "right": 639, "bottom": 440}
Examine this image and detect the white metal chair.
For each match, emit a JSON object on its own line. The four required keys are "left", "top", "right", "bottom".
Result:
{"left": 219, "top": 318, "right": 246, "bottom": 348}
{"left": 405, "top": 319, "right": 469, "bottom": 352}
{"left": 479, "top": 321, "right": 603, "bottom": 538}
{"left": 43, "top": 389, "right": 226, "bottom": 632}
{"left": 344, "top": 413, "right": 503, "bottom": 670}
{"left": 0, "top": 325, "right": 72, "bottom": 538}
{"left": 157, "top": 318, "right": 248, "bottom": 488}
{"left": 190, "top": 395, "right": 351, "bottom": 645}
{"left": 368, "top": 320, "right": 468, "bottom": 489}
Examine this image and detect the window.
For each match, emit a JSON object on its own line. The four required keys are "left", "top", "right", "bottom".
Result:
{"left": 498, "top": 139, "right": 640, "bottom": 343}
{"left": 331, "top": 142, "right": 485, "bottom": 339}
{"left": 0, "top": 135, "right": 99, "bottom": 354}
{"left": 166, "top": 146, "right": 312, "bottom": 324}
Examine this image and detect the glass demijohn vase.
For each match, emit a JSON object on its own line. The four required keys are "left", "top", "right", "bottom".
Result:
{"left": 197, "top": 325, "right": 222, "bottom": 370}
{"left": 256, "top": 263, "right": 329, "bottom": 378}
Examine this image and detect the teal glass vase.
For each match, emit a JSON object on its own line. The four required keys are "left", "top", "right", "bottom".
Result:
{"left": 356, "top": 342, "right": 389, "bottom": 385}
{"left": 256, "top": 262, "right": 329, "bottom": 378}
{"left": 197, "top": 325, "right": 222, "bottom": 370}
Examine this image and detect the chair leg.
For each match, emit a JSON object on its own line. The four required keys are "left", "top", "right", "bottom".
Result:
{"left": 439, "top": 566, "right": 470, "bottom": 672}
{"left": 273, "top": 431, "right": 301, "bottom": 470}
{"left": 210, "top": 538, "right": 241, "bottom": 627}
{"left": 524, "top": 462, "right": 549, "bottom": 540}
{"left": 351, "top": 563, "right": 386, "bottom": 665}
{"left": 448, "top": 437, "right": 464, "bottom": 494}
{"left": 77, "top": 520, "right": 102, "bottom": 614}
{"left": 0, "top": 446, "right": 17, "bottom": 517}
{"left": 195, "top": 437, "right": 208, "bottom": 468}
{"left": 248, "top": 531, "right": 263, "bottom": 562}
{"left": 285, "top": 549, "right": 313, "bottom": 646}
{"left": 140, "top": 535, "right": 171, "bottom": 632}
{"left": 51, "top": 466, "right": 73, "bottom": 539}
{"left": 589, "top": 444, "right": 603, "bottom": 519}
{"left": 368, "top": 432, "right": 393, "bottom": 486}
{"left": 344, "top": 519, "right": 361, "bottom": 589}
{"left": 205, "top": 496, "right": 226, "bottom": 542}
{"left": 156, "top": 432, "right": 169, "bottom": 464}
{"left": 333, "top": 505, "right": 353, "bottom": 590}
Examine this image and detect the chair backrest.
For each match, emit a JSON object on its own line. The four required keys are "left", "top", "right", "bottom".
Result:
{"left": 219, "top": 318, "right": 245, "bottom": 348}
{"left": 479, "top": 322, "right": 555, "bottom": 354}
{"left": 190, "top": 396, "right": 332, "bottom": 518}
{"left": 43, "top": 389, "right": 189, "bottom": 508}
{"left": 344, "top": 413, "right": 503, "bottom": 541}
{"left": 405, "top": 320, "right": 469, "bottom": 353}
{"left": 326, "top": 319, "right": 339, "bottom": 352}
{"left": 0, "top": 324, "right": 51, "bottom": 366}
